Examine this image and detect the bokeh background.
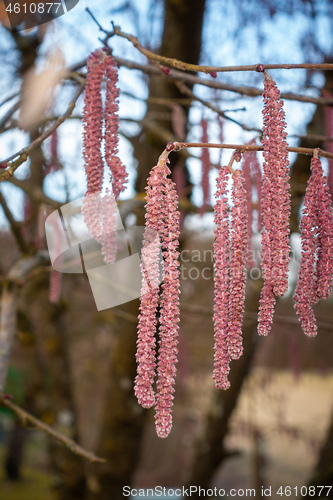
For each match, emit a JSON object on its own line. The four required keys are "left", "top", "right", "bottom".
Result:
{"left": 0, "top": 0, "right": 333, "bottom": 499}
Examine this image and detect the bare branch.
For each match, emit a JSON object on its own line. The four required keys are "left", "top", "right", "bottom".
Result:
{"left": 0, "top": 252, "right": 50, "bottom": 391}
{"left": 170, "top": 142, "right": 333, "bottom": 160}
{"left": 0, "top": 395, "right": 106, "bottom": 464}
{"left": 0, "top": 83, "right": 85, "bottom": 182}
{"left": 103, "top": 19, "right": 333, "bottom": 76}
{"left": 0, "top": 100, "right": 21, "bottom": 132}
{"left": 0, "top": 285, "right": 18, "bottom": 392}
{"left": 180, "top": 303, "right": 333, "bottom": 331}
{"left": 7, "top": 177, "right": 61, "bottom": 209}
{"left": 112, "top": 57, "right": 333, "bottom": 106}
{"left": 0, "top": 189, "right": 29, "bottom": 253}
{"left": 174, "top": 80, "right": 261, "bottom": 133}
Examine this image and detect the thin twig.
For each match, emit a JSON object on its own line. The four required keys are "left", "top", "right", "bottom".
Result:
{"left": 0, "top": 190, "right": 29, "bottom": 253}
{"left": 0, "top": 100, "right": 21, "bottom": 132}
{"left": 170, "top": 142, "right": 333, "bottom": 160}
{"left": 84, "top": 9, "right": 333, "bottom": 104}
{"left": 0, "top": 285, "right": 18, "bottom": 391}
{"left": 0, "top": 83, "right": 85, "bottom": 182}
{"left": 0, "top": 253, "right": 50, "bottom": 391}
{"left": 0, "top": 395, "right": 106, "bottom": 463}
{"left": 0, "top": 91, "right": 20, "bottom": 108}
{"left": 7, "top": 177, "right": 61, "bottom": 209}
{"left": 66, "top": 54, "right": 333, "bottom": 107}
{"left": 108, "top": 23, "right": 333, "bottom": 76}
{"left": 180, "top": 303, "right": 333, "bottom": 331}
{"left": 112, "top": 57, "right": 333, "bottom": 106}
{"left": 175, "top": 80, "right": 261, "bottom": 133}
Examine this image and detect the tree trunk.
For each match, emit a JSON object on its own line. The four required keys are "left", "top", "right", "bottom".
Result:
{"left": 303, "top": 413, "right": 333, "bottom": 498}
{"left": 85, "top": 300, "right": 146, "bottom": 500}
{"left": 4, "top": 416, "right": 28, "bottom": 480}
{"left": 134, "top": 0, "right": 206, "bottom": 195}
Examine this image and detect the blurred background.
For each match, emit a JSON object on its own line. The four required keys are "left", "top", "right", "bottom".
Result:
{"left": 0, "top": 0, "right": 333, "bottom": 499}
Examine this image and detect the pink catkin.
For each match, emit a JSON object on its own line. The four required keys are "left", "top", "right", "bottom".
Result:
{"left": 135, "top": 163, "right": 170, "bottom": 409}
{"left": 155, "top": 176, "right": 180, "bottom": 438}
{"left": 105, "top": 55, "right": 128, "bottom": 200}
{"left": 199, "top": 119, "right": 211, "bottom": 216}
{"left": 82, "top": 52, "right": 128, "bottom": 263}
{"left": 135, "top": 159, "right": 180, "bottom": 437}
{"left": 49, "top": 130, "right": 60, "bottom": 173}
{"left": 294, "top": 161, "right": 320, "bottom": 336}
{"left": 172, "top": 163, "right": 186, "bottom": 231}
{"left": 258, "top": 76, "right": 290, "bottom": 336}
{"left": 227, "top": 171, "right": 248, "bottom": 360}
{"left": 257, "top": 281, "right": 276, "bottom": 337}
{"left": 247, "top": 141, "right": 263, "bottom": 232}
{"left": 100, "top": 190, "right": 118, "bottom": 265}
{"left": 262, "top": 76, "right": 290, "bottom": 296}
{"left": 48, "top": 213, "right": 63, "bottom": 304}
{"left": 170, "top": 104, "right": 186, "bottom": 141}
{"left": 218, "top": 116, "right": 224, "bottom": 166}
{"left": 82, "top": 50, "right": 106, "bottom": 195}
{"left": 213, "top": 167, "right": 231, "bottom": 390}
{"left": 49, "top": 270, "right": 62, "bottom": 304}
{"left": 82, "top": 51, "right": 106, "bottom": 240}
{"left": 294, "top": 156, "right": 333, "bottom": 336}
{"left": 312, "top": 158, "right": 333, "bottom": 300}
{"left": 242, "top": 152, "right": 254, "bottom": 266}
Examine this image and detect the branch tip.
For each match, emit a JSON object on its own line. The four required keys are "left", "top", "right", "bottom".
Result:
{"left": 166, "top": 142, "right": 175, "bottom": 152}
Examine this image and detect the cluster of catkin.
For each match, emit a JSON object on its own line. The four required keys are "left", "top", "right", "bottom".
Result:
{"left": 135, "top": 153, "right": 180, "bottom": 439}
{"left": 135, "top": 73, "right": 333, "bottom": 438}
{"left": 82, "top": 50, "right": 127, "bottom": 262}
{"left": 82, "top": 51, "right": 333, "bottom": 438}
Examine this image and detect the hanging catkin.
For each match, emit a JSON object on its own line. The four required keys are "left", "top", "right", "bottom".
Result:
{"left": 258, "top": 74, "right": 291, "bottom": 336}
{"left": 294, "top": 154, "right": 333, "bottom": 336}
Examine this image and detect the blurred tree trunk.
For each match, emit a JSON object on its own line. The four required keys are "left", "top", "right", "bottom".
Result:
{"left": 86, "top": 300, "right": 146, "bottom": 500}
{"left": 303, "top": 413, "right": 333, "bottom": 497}
{"left": 4, "top": 415, "right": 28, "bottom": 480}
{"left": 22, "top": 276, "right": 87, "bottom": 500}
{"left": 134, "top": 0, "right": 206, "bottom": 196}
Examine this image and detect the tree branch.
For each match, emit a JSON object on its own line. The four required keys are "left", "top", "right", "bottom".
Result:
{"left": 0, "top": 83, "right": 85, "bottom": 182}
{"left": 112, "top": 57, "right": 333, "bottom": 106}
{"left": 86, "top": 11, "right": 333, "bottom": 76}
{"left": 0, "top": 189, "right": 29, "bottom": 253}
{"left": 0, "top": 284, "right": 18, "bottom": 392}
{"left": 0, "top": 395, "right": 106, "bottom": 464}
{"left": 0, "top": 100, "right": 21, "bottom": 132}
{"left": 7, "top": 177, "right": 61, "bottom": 209}
{"left": 170, "top": 142, "right": 333, "bottom": 160}
{"left": 180, "top": 303, "right": 333, "bottom": 331}
{"left": 0, "top": 252, "right": 50, "bottom": 392}
{"left": 174, "top": 79, "right": 261, "bottom": 132}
